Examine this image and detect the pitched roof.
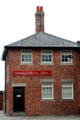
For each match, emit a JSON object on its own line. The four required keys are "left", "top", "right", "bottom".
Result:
{"left": 6, "top": 32, "right": 78, "bottom": 48}
{"left": 2, "top": 32, "right": 79, "bottom": 60}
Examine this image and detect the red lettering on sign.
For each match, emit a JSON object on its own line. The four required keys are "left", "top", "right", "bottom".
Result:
{"left": 13, "top": 71, "right": 51, "bottom": 76}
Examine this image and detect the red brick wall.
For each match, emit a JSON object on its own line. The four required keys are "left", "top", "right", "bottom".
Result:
{"left": 5, "top": 48, "right": 80, "bottom": 115}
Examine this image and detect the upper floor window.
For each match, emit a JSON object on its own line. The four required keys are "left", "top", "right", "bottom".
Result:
{"left": 62, "top": 83, "right": 73, "bottom": 99}
{"left": 21, "top": 51, "right": 32, "bottom": 63}
{"left": 61, "top": 50, "right": 72, "bottom": 63}
{"left": 41, "top": 50, "right": 52, "bottom": 63}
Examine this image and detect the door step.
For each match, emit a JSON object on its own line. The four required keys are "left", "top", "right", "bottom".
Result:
{"left": 13, "top": 112, "right": 26, "bottom": 116}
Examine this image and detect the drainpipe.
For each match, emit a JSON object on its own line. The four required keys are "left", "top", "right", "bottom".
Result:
{"left": 4, "top": 60, "right": 6, "bottom": 113}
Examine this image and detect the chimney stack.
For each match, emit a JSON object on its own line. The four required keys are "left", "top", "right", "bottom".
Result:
{"left": 35, "top": 6, "right": 44, "bottom": 33}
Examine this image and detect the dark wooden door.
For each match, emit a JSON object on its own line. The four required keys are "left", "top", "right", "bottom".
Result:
{"left": 13, "top": 87, "right": 24, "bottom": 112}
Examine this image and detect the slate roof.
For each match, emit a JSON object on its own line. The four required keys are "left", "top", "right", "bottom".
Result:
{"left": 6, "top": 32, "right": 78, "bottom": 47}
{"left": 2, "top": 32, "right": 79, "bottom": 60}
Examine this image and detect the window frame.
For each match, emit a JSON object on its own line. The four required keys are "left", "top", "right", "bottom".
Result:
{"left": 41, "top": 50, "right": 53, "bottom": 64}
{"left": 21, "top": 50, "right": 33, "bottom": 64}
{"left": 42, "top": 82, "right": 53, "bottom": 100}
{"left": 62, "top": 83, "right": 74, "bottom": 100}
{"left": 61, "top": 50, "right": 72, "bottom": 64}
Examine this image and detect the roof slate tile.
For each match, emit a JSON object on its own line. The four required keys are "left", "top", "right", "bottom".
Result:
{"left": 6, "top": 32, "right": 78, "bottom": 47}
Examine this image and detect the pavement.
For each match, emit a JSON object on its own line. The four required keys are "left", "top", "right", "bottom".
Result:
{"left": 0, "top": 111, "right": 80, "bottom": 120}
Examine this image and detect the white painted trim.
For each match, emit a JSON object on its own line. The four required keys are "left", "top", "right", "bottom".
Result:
{"left": 60, "top": 79, "right": 74, "bottom": 83}
{"left": 12, "top": 83, "right": 27, "bottom": 87}
{"left": 40, "top": 63, "right": 54, "bottom": 65}
{"left": 40, "top": 79, "right": 55, "bottom": 82}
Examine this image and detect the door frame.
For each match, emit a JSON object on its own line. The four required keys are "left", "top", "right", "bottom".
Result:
{"left": 12, "top": 83, "right": 27, "bottom": 112}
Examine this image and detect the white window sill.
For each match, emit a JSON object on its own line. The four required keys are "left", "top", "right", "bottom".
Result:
{"left": 40, "top": 63, "right": 54, "bottom": 65}
{"left": 60, "top": 63, "right": 73, "bottom": 65}
{"left": 41, "top": 99, "right": 54, "bottom": 101}
{"left": 20, "top": 63, "right": 33, "bottom": 65}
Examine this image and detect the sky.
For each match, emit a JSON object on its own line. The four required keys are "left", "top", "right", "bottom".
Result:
{"left": 0, "top": 0, "right": 80, "bottom": 90}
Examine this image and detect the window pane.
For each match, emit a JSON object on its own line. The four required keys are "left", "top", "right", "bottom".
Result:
{"left": 42, "top": 87, "right": 52, "bottom": 99}
{"left": 42, "top": 83, "right": 52, "bottom": 86}
{"left": 25, "top": 59, "right": 29, "bottom": 62}
{"left": 49, "top": 55, "right": 51, "bottom": 59}
{"left": 22, "top": 51, "right": 32, "bottom": 63}
{"left": 62, "top": 87, "right": 73, "bottom": 99}
{"left": 22, "top": 55, "right": 25, "bottom": 58}
{"left": 42, "top": 55, "right": 45, "bottom": 59}
{"left": 42, "top": 83, "right": 53, "bottom": 99}
{"left": 22, "top": 58, "right": 25, "bottom": 61}
{"left": 42, "top": 51, "right": 52, "bottom": 63}
{"left": 25, "top": 55, "right": 28, "bottom": 59}
{"left": 62, "top": 83, "right": 73, "bottom": 99}
{"left": 65, "top": 58, "right": 68, "bottom": 62}
{"left": 62, "top": 83, "right": 72, "bottom": 87}
{"left": 61, "top": 51, "right": 72, "bottom": 63}
{"left": 47, "top": 88, "right": 52, "bottom": 93}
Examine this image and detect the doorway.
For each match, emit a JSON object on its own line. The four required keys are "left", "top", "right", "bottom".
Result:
{"left": 13, "top": 87, "right": 25, "bottom": 112}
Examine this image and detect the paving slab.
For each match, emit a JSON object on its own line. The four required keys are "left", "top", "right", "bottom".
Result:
{"left": 0, "top": 111, "right": 80, "bottom": 120}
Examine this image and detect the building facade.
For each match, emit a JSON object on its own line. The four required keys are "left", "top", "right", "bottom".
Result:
{"left": 2, "top": 6, "right": 80, "bottom": 115}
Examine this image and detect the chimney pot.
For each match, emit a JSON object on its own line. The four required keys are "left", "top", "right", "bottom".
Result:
{"left": 35, "top": 6, "right": 44, "bottom": 33}
{"left": 37, "top": 6, "right": 39, "bottom": 12}
{"left": 40, "top": 6, "right": 43, "bottom": 12}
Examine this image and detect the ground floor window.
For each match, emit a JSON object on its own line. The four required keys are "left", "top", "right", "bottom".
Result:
{"left": 42, "top": 83, "right": 53, "bottom": 100}
{"left": 62, "top": 83, "right": 73, "bottom": 99}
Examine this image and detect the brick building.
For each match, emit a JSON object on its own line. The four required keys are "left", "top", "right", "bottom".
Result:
{"left": 2, "top": 6, "right": 80, "bottom": 115}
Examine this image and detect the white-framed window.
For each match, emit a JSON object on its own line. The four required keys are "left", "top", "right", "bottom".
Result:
{"left": 21, "top": 51, "right": 32, "bottom": 63}
{"left": 62, "top": 83, "right": 74, "bottom": 99}
{"left": 61, "top": 50, "right": 72, "bottom": 63}
{"left": 42, "top": 82, "right": 53, "bottom": 100}
{"left": 41, "top": 50, "right": 53, "bottom": 63}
